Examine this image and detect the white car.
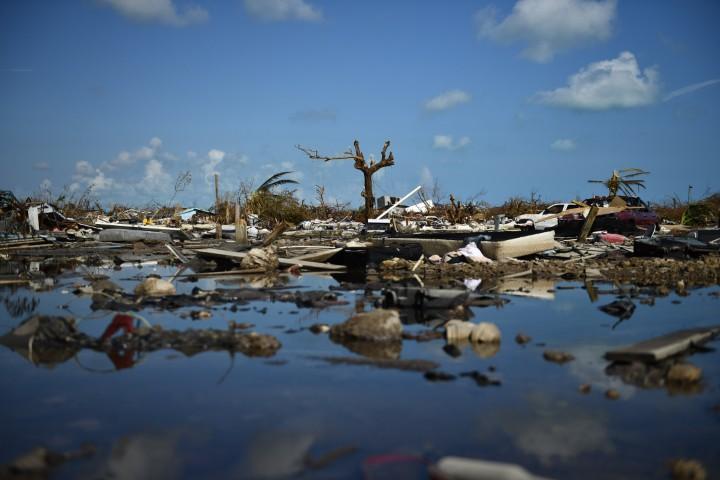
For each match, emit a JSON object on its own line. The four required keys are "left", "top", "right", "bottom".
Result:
{"left": 515, "top": 203, "right": 576, "bottom": 231}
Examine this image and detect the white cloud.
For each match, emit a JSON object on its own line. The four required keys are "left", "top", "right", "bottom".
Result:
{"left": 551, "top": 138, "right": 576, "bottom": 151}
{"left": 475, "top": 0, "right": 616, "bottom": 62}
{"left": 203, "top": 149, "right": 226, "bottom": 184}
{"left": 663, "top": 78, "right": 720, "bottom": 102}
{"left": 88, "top": 171, "right": 115, "bottom": 191}
{"left": 105, "top": 137, "right": 163, "bottom": 170}
{"left": 75, "top": 160, "right": 95, "bottom": 177}
{"left": 244, "top": 0, "right": 322, "bottom": 22}
{"left": 73, "top": 160, "right": 115, "bottom": 192}
{"left": 535, "top": 52, "right": 659, "bottom": 110}
{"left": 40, "top": 179, "right": 52, "bottom": 192}
{"left": 33, "top": 161, "right": 50, "bottom": 170}
{"left": 99, "top": 0, "right": 208, "bottom": 26}
{"left": 424, "top": 90, "right": 471, "bottom": 111}
{"left": 433, "top": 135, "right": 471, "bottom": 150}
{"left": 140, "top": 158, "right": 172, "bottom": 196}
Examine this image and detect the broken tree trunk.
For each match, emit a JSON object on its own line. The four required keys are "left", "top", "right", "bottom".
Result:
{"left": 297, "top": 140, "right": 395, "bottom": 221}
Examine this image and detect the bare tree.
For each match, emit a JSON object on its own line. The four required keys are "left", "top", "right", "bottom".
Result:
{"left": 169, "top": 171, "right": 192, "bottom": 206}
{"left": 297, "top": 139, "right": 395, "bottom": 220}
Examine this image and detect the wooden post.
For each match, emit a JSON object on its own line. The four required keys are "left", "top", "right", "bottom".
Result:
{"left": 214, "top": 173, "right": 221, "bottom": 240}
{"left": 261, "top": 221, "right": 292, "bottom": 247}
{"left": 577, "top": 205, "right": 599, "bottom": 243}
{"left": 234, "top": 200, "right": 248, "bottom": 245}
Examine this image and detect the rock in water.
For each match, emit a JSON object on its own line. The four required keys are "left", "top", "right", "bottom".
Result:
{"left": 240, "top": 247, "right": 279, "bottom": 271}
{"left": 134, "top": 277, "right": 176, "bottom": 297}
{"left": 329, "top": 309, "right": 402, "bottom": 342}
{"left": 543, "top": 350, "right": 575, "bottom": 364}
{"left": 669, "top": 459, "right": 707, "bottom": 480}
{"left": 470, "top": 322, "right": 501, "bottom": 343}
{"left": 667, "top": 363, "right": 702, "bottom": 384}
{"left": 445, "top": 320, "right": 475, "bottom": 342}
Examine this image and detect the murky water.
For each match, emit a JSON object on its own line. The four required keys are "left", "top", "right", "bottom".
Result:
{"left": 1, "top": 263, "right": 719, "bottom": 479}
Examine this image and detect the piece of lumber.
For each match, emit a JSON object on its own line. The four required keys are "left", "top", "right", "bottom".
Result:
{"left": 577, "top": 205, "right": 599, "bottom": 243}
{"left": 193, "top": 248, "right": 345, "bottom": 270}
{"left": 604, "top": 325, "right": 720, "bottom": 362}
{"left": 261, "top": 221, "right": 292, "bottom": 247}
{"left": 165, "top": 243, "right": 189, "bottom": 264}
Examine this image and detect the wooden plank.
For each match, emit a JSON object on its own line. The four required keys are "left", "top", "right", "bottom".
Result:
{"left": 165, "top": 243, "right": 189, "bottom": 264}
{"left": 0, "top": 243, "right": 54, "bottom": 252}
{"left": 193, "top": 248, "right": 345, "bottom": 270}
{"left": 278, "top": 257, "right": 345, "bottom": 271}
{"left": 577, "top": 205, "right": 599, "bottom": 243}
{"left": 604, "top": 325, "right": 720, "bottom": 362}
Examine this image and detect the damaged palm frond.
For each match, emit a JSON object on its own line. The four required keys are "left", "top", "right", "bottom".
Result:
{"left": 589, "top": 169, "right": 650, "bottom": 198}
{"left": 255, "top": 171, "right": 299, "bottom": 193}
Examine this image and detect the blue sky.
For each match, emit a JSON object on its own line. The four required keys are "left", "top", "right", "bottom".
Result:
{"left": 1, "top": 0, "right": 719, "bottom": 209}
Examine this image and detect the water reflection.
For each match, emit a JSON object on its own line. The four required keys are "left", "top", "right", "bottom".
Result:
{"left": 99, "top": 432, "right": 186, "bottom": 480}
{"left": 479, "top": 392, "right": 614, "bottom": 466}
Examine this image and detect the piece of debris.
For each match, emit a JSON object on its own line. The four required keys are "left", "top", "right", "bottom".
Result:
{"left": 311, "top": 355, "right": 438, "bottom": 372}
{"left": 460, "top": 370, "right": 501, "bottom": 386}
{"left": 543, "top": 350, "right": 575, "bottom": 364}
{"left": 329, "top": 309, "right": 402, "bottom": 343}
{"left": 668, "top": 459, "right": 707, "bottom": 480}
{"left": 470, "top": 322, "right": 501, "bottom": 343}
{"left": 666, "top": 363, "right": 702, "bottom": 384}
{"left": 599, "top": 299, "right": 636, "bottom": 321}
{"left": 424, "top": 371, "right": 457, "bottom": 382}
{"left": 134, "top": 277, "right": 176, "bottom": 297}
{"left": 190, "top": 310, "right": 212, "bottom": 320}
{"left": 605, "top": 325, "right": 720, "bottom": 362}
{"left": 515, "top": 333, "right": 532, "bottom": 345}
{"left": 445, "top": 320, "right": 475, "bottom": 342}
{"left": 433, "top": 456, "right": 554, "bottom": 480}
{"left": 579, "top": 383, "right": 591, "bottom": 394}
{"left": 309, "top": 323, "right": 330, "bottom": 334}
{"left": 0, "top": 444, "right": 96, "bottom": 478}
{"left": 605, "top": 389, "right": 621, "bottom": 400}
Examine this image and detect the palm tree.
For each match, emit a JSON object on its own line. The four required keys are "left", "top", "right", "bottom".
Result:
{"left": 588, "top": 168, "right": 650, "bottom": 197}
{"left": 255, "top": 171, "right": 299, "bottom": 194}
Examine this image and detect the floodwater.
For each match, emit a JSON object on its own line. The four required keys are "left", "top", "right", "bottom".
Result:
{"left": 1, "top": 263, "right": 719, "bottom": 479}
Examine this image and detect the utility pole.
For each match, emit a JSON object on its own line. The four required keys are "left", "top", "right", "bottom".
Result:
{"left": 215, "top": 173, "right": 221, "bottom": 240}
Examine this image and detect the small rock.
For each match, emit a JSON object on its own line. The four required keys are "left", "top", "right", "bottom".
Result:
{"left": 605, "top": 389, "right": 621, "bottom": 400}
{"left": 445, "top": 320, "right": 474, "bottom": 342}
{"left": 329, "top": 308, "right": 402, "bottom": 342}
{"left": 515, "top": 333, "right": 532, "bottom": 345}
{"left": 667, "top": 363, "right": 702, "bottom": 384}
{"left": 190, "top": 310, "right": 212, "bottom": 320}
{"left": 424, "top": 371, "right": 456, "bottom": 382}
{"left": 669, "top": 459, "right": 707, "bottom": 480}
{"left": 442, "top": 344, "right": 462, "bottom": 358}
{"left": 579, "top": 384, "right": 591, "bottom": 394}
{"left": 428, "top": 254, "right": 442, "bottom": 264}
{"left": 470, "top": 322, "right": 501, "bottom": 343}
{"left": 460, "top": 370, "right": 501, "bottom": 387}
{"left": 543, "top": 350, "right": 575, "bottom": 364}
{"left": 134, "top": 277, "right": 176, "bottom": 297}
{"left": 309, "top": 323, "right": 330, "bottom": 334}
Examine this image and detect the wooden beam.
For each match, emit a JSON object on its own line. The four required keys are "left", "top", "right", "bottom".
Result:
{"left": 193, "top": 248, "right": 346, "bottom": 271}
{"left": 605, "top": 325, "right": 720, "bottom": 362}
{"left": 577, "top": 205, "right": 599, "bottom": 243}
{"left": 214, "top": 173, "right": 221, "bottom": 240}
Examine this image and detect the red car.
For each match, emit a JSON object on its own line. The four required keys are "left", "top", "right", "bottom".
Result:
{"left": 557, "top": 196, "right": 660, "bottom": 234}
